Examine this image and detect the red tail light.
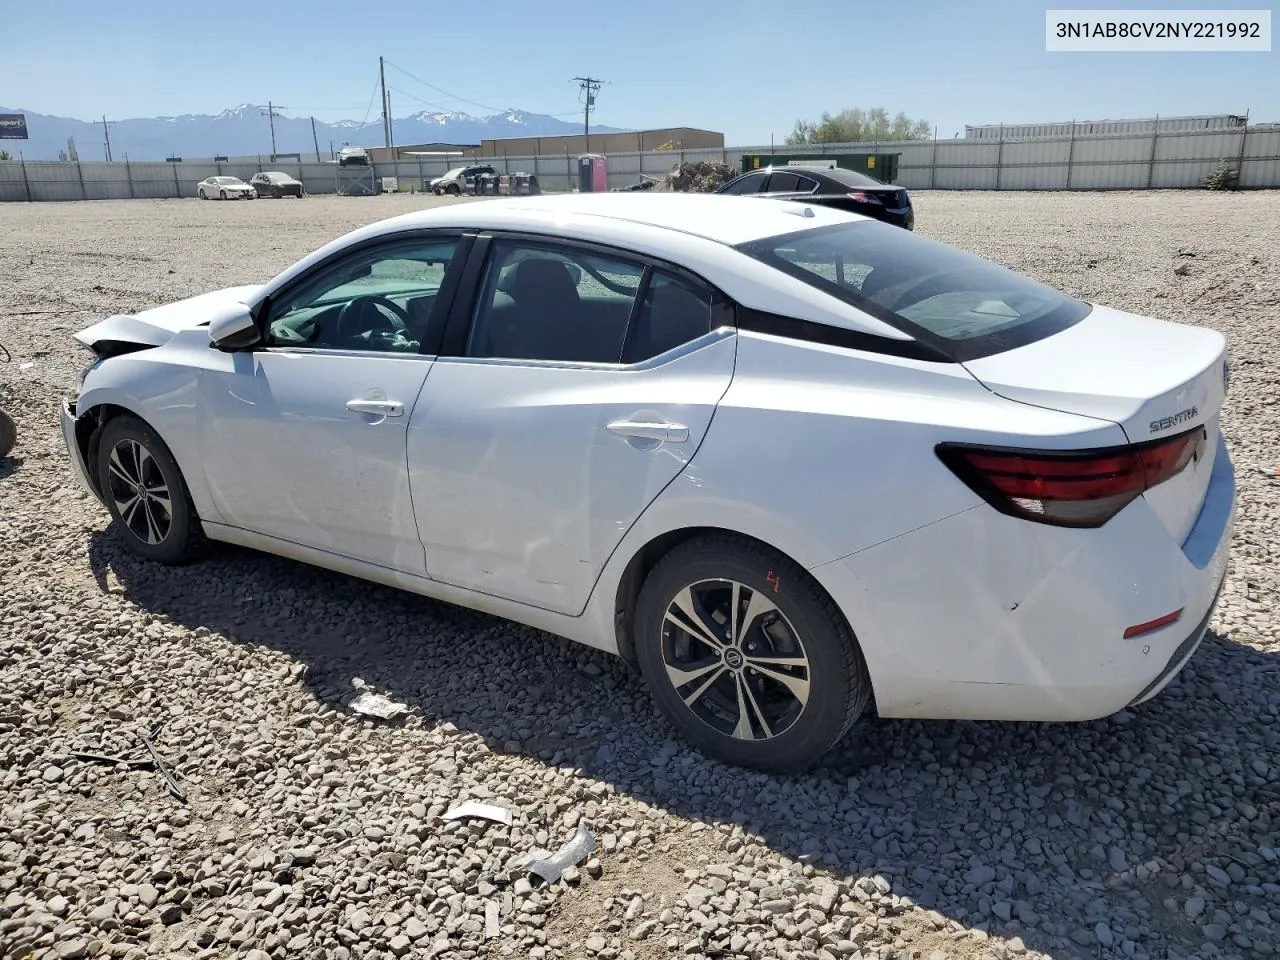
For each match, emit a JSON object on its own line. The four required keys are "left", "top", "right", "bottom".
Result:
{"left": 937, "top": 426, "right": 1205, "bottom": 528}
{"left": 847, "top": 191, "right": 880, "bottom": 203}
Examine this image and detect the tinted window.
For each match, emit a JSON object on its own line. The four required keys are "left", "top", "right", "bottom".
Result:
{"left": 467, "top": 242, "right": 644, "bottom": 363}
{"left": 719, "top": 173, "right": 767, "bottom": 195}
{"left": 765, "top": 172, "right": 802, "bottom": 192}
{"left": 736, "top": 221, "right": 1090, "bottom": 360}
{"left": 622, "top": 271, "right": 715, "bottom": 363}
{"left": 266, "top": 238, "right": 459, "bottom": 352}
{"left": 793, "top": 175, "right": 819, "bottom": 193}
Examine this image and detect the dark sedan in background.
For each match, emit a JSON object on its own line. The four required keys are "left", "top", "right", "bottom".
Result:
{"left": 251, "top": 171, "right": 305, "bottom": 198}
{"left": 716, "top": 165, "right": 914, "bottom": 229}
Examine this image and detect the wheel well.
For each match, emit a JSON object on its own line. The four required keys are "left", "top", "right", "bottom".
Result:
{"left": 76, "top": 403, "right": 133, "bottom": 497}
{"left": 612, "top": 528, "right": 827, "bottom": 663}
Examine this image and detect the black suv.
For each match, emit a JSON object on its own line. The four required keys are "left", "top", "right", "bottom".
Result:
{"left": 716, "top": 165, "right": 914, "bottom": 229}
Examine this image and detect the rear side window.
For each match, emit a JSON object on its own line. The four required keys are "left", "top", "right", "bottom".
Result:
{"left": 466, "top": 241, "right": 644, "bottom": 363}
{"left": 736, "top": 220, "right": 1090, "bottom": 361}
{"left": 622, "top": 271, "right": 716, "bottom": 363}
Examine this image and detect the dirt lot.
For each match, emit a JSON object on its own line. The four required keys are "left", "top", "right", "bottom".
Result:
{"left": 1, "top": 191, "right": 1278, "bottom": 960}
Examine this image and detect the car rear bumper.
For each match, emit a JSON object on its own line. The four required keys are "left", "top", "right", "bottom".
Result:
{"left": 61, "top": 399, "right": 101, "bottom": 502}
{"left": 812, "top": 434, "right": 1234, "bottom": 722}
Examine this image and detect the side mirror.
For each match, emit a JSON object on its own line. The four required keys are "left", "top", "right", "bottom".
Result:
{"left": 209, "top": 308, "right": 261, "bottom": 351}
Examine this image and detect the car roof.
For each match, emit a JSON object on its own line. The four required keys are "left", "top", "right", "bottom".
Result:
{"left": 735, "top": 166, "right": 888, "bottom": 190}
{"left": 372, "top": 192, "right": 867, "bottom": 246}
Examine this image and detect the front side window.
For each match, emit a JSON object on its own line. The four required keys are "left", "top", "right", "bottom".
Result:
{"left": 265, "top": 237, "right": 459, "bottom": 352}
{"left": 719, "top": 172, "right": 767, "bottom": 195}
{"left": 466, "top": 242, "right": 645, "bottom": 363}
{"left": 765, "top": 172, "right": 802, "bottom": 192}
{"left": 737, "top": 220, "right": 1090, "bottom": 360}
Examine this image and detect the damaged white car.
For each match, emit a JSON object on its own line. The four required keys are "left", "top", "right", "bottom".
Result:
{"left": 61, "top": 193, "right": 1234, "bottom": 771}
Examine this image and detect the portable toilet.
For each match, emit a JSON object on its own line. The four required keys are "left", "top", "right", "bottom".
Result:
{"left": 578, "top": 154, "right": 608, "bottom": 192}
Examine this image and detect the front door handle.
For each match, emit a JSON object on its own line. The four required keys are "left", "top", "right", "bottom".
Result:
{"left": 606, "top": 420, "right": 690, "bottom": 443}
{"left": 346, "top": 398, "right": 404, "bottom": 417}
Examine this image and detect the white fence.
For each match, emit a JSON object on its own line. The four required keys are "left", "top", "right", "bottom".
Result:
{"left": 2, "top": 125, "right": 1278, "bottom": 201}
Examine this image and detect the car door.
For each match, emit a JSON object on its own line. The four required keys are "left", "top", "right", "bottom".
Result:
{"left": 197, "top": 232, "right": 466, "bottom": 573}
{"left": 718, "top": 171, "right": 768, "bottom": 195}
{"left": 408, "top": 235, "right": 737, "bottom": 616}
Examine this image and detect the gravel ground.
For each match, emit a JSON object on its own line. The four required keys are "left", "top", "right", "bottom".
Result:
{"left": 1, "top": 191, "right": 1278, "bottom": 960}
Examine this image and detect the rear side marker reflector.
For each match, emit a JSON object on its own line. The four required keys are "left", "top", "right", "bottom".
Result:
{"left": 1123, "top": 608, "right": 1184, "bottom": 639}
{"left": 936, "top": 426, "right": 1206, "bottom": 528}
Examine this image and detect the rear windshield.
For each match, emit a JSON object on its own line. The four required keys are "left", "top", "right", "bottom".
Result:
{"left": 736, "top": 220, "right": 1090, "bottom": 361}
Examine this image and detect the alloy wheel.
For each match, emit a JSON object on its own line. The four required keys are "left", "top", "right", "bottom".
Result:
{"left": 660, "top": 579, "right": 810, "bottom": 741}
{"left": 106, "top": 438, "right": 172, "bottom": 545}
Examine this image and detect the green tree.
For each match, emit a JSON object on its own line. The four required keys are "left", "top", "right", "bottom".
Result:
{"left": 786, "top": 107, "right": 931, "bottom": 145}
{"left": 0, "top": 150, "right": 12, "bottom": 161}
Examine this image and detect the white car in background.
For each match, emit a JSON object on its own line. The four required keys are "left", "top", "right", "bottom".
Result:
{"left": 59, "top": 193, "right": 1234, "bottom": 772}
{"left": 197, "top": 176, "right": 255, "bottom": 200}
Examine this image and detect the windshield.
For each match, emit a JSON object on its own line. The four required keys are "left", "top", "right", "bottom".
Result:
{"left": 736, "top": 219, "right": 1090, "bottom": 361}
{"left": 442, "top": 167, "right": 467, "bottom": 178}
{"left": 215, "top": 177, "right": 244, "bottom": 185}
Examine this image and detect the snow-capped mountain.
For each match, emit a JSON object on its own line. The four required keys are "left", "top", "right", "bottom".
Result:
{"left": 0, "top": 105, "right": 627, "bottom": 161}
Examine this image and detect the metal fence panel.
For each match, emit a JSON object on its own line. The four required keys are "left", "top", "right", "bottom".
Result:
{"left": 1241, "top": 158, "right": 1280, "bottom": 188}
{"left": 999, "top": 164, "right": 1071, "bottom": 190}
{"left": 934, "top": 165, "right": 999, "bottom": 189}
{"left": 1156, "top": 131, "right": 1245, "bottom": 162}
{"left": 1151, "top": 159, "right": 1221, "bottom": 189}
{"left": 1075, "top": 135, "right": 1154, "bottom": 164}
{"left": 1070, "top": 162, "right": 1149, "bottom": 190}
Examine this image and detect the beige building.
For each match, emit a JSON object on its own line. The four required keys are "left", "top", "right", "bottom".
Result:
{"left": 477, "top": 127, "right": 724, "bottom": 157}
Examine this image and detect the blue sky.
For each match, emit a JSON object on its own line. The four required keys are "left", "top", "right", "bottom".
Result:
{"left": 1, "top": 0, "right": 1274, "bottom": 142}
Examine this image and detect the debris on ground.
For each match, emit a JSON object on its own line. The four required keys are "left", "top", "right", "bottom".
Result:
{"left": 66, "top": 724, "right": 187, "bottom": 802}
{"left": 348, "top": 677, "right": 409, "bottom": 720}
{"left": 516, "top": 823, "right": 596, "bottom": 884}
{"left": 660, "top": 161, "right": 737, "bottom": 193}
{"left": 441, "top": 800, "right": 513, "bottom": 825}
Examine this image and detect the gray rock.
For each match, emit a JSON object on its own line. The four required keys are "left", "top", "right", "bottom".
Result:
{"left": 1185, "top": 897, "right": 1206, "bottom": 918}
{"left": 42, "top": 765, "right": 65, "bottom": 783}
{"left": 965, "top": 865, "right": 996, "bottom": 886}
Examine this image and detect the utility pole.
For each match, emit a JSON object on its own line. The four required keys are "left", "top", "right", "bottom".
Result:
{"left": 379, "top": 56, "right": 391, "bottom": 148}
{"left": 102, "top": 115, "right": 113, "bottom": 162}
{"left": 387, "top": 89, "right": 395, "bottom": 156}
{"left": 311, "top": 116, "right": 321, "bottom": 162}
{"left": 261, "top": 102, "right": 286, "bottom": 158}
{"left": 572, "top": 76, "right": 603, "bottom": 153}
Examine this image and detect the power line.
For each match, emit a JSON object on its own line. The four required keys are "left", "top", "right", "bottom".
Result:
{"left": 572, "top": 77, "right": 604, "bottom": 152}
{"left": 384, "top": 60, "right": 505, "bottom": 114}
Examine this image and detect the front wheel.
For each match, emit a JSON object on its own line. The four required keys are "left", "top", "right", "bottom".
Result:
{"left": 634, "top": 534, "right": 872, "bottom": 772}
{"left": 198, "top": 189, "right": 206, "bottom": 199}
{"left": 446, "top": 184, "right": 460, "bottom": 196}
{"left": 219, "top": 190, "right": 227, "bottom": 200}
{"left": 96, "top": 414, "right": 206, "bottom": 564}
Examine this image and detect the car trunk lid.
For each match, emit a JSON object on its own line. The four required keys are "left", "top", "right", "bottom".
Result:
{"left": 961, "top": 304, "right": 1227, "bottom": 545}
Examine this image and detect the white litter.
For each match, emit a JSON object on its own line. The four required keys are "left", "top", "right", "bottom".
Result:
{"left": 441, "top": 801, "right": 513, "bottom": 826}
{"left": 347, "top": 677, "right": 408, "bottom": 720}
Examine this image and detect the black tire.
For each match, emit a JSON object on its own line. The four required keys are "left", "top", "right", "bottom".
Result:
{"left": 271, "top": 187, "right": 281, "bottom": 199}
{"left": 0, "top": 408, "right": 15, "bottom": 460}
{"left": 96, "top": 414, "right": 206, "bottom": 564}
{"left": 634, "top": 534, "right": 871, "bottom": 773}
{"left": 446, "top": 184, "right": 460, "bottom": 196}
{"left": 219, "top": 190, "right": 227, "bottom": 200}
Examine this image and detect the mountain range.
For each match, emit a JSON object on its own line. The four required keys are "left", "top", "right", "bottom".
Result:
{"left": 0, "top": 104, "right": 628, "bottom": 162}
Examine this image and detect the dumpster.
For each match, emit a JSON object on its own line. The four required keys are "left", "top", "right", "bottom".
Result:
{"left": 739, "top": 152, "right": 900, "bottom": 184}
{"left": 578, "top": 154, "right": 608, "bottom": 192}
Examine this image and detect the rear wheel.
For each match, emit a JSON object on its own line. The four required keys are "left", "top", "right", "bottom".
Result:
{"left": 634, "top": 534, "right": 871, "bottom": 772}
{"left": 96, "top": 414, "right": 206, "bottom": 564}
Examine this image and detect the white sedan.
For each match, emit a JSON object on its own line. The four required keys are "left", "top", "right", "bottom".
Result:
{"left": 59, "top": 193, "right": 1234, "bottom": 771}
{"left": 197, "top": 176, "right": 255, "bottom": 200}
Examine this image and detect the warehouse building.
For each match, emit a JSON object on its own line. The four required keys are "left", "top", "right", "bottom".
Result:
{"left": 477, "top": 127, "right": 724, "bottom": 157}
{"left": 965, "top": 114, "right": 1248, "bottom": 140}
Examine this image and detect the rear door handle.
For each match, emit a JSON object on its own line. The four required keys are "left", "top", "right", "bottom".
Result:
{"left": 606, "top": 420, "right": 689, "bottom": 443}
{"left": 346, "top": 398, "right": 404, "bottom": 417}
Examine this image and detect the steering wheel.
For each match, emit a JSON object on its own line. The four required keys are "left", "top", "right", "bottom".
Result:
{"left": 334, "top": 295, "right": 410, "bottom": 347}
